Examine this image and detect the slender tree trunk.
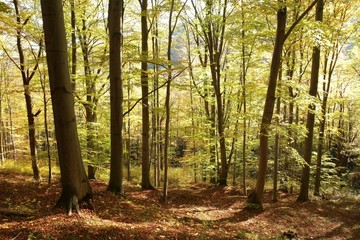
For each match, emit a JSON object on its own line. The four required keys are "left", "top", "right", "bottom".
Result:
{"left": 107, "top": 0, "right": 124, "bottom": 194}
{"left": 298, "top": 0, "right": 324, "bottom": 202}
{"left": 151, "top": 10, "right": 160, "bottom": 187}
{"left": 315, "top": 39, "right": 339, "bottom": 195}
{"left": 39, "top": 66, "right": 52, "bottom": 185}
{"left": 41, "top": 0, "right": 93, "bottom": 214}
{"left": 273, "top": 67, "right": 282, "bottom": 202}
{"left": 126, "top": 74, "right": 131, "bottom": 182}
{"left": 314, "top": 54, "right": 328, "bottom": 196}
{"left": 6, "top": 95, "right": 16, "bottom": 160}
{"left": 70, "top": 0, "right": 76, "bottom": 93}
{"left": 0, "top": 73, "right": 3, "bottom": 164}
{"left": 13, "top": 0, "right": 41, "bottom": 181}
{"left": 240, "top": 0, "right": 247, "bottom": 195}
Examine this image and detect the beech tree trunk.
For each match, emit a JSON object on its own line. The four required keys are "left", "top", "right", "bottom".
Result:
{"left": 140, "top": 0, "right": 154, "bottom": 190}
{"left": 40, "top": 0, "right": 93, "bottom": 214}
{"left": 107, "top": 0, "right": 124, "bottom": 194}
{"left": 297, "top": 0, "right": 323, "bottom": 202}
{"left": 247, "top": 2, "right": 287, "bottom": 207}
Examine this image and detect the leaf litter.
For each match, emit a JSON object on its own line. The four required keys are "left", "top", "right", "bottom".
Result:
{"left": 0, "top": 171, "right": 359, "bottom": 239}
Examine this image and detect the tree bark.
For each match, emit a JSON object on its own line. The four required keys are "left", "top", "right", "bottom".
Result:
{"left": 140, "top": 0, "right": 154, "bottom": 190}
{"left": 107, "top": 0, "right": 124, "bottom": 194}
{"left": 247, "top": 2, "right": 287, "bottom": 207}
{"left": 298, "top": 0, "right": 324, "bottom": 202}
{"left": 40, "top": 0, "right": 93, "bottom": 214}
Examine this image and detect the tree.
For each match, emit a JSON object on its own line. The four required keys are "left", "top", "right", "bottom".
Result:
{"left": 189, "top": 0, "right": 231, "bottom": 185}
{"left": 107, "top": 0, "right": 124, "bottom": 194}
{"left": 298, "top": 0, "right": 324, "bottom": 202}
{"left": 76, "top": 0, "right": 108, "bottom": 180}
{"left": 247, "top": 0, "right": 287, "bottom": 207}
{"left": 248, "top": 0, "right": 318, "bottom": 207}
{"left": 163, "top": 0, "right": 186, "bottom": 203}
{"left": 314, "top": 0, "right": 355, "bottom": 196}
{"left": 8, "top": 0, "right": 41, "bottom": 181}
{"left": 40, "top": 0, "right": 92, "bottom": 214}
{"left": 140, "top": 0, "right": 154, "bottom": 190}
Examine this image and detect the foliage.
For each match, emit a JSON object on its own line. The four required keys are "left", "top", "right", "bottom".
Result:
{"left": 0, "top": 0, "right": 359, "bottom": 207}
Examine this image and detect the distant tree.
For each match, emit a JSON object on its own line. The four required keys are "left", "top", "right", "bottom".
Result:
{"left": 40, "top": 0, "right": 92, "bottom": 214}
{"left": 189, "top": 0, "right": 231, "bottom": 185}
{"left": 314, "top": 0, "right": 354, "bottom": 196}
{"left": 107, "top": 0, "right": 124, "bottom": 194}
{"left": 163, "top": 0, "right": 186, "bottom": 203}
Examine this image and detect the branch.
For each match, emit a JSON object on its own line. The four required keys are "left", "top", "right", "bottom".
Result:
{"left": 352, "top": 67, "right": 360, "bottom": 77}
{"left": 283, "top": 0, "right": 319, "bottom": 43}
{"left": 33, "top": 109, "right": 42, "bottom": 117}
{"left": 123, "top": 66, "right": 187, "bottom": 117}
{"left": 2, "top": 46, "right": 21, "bottom": 71}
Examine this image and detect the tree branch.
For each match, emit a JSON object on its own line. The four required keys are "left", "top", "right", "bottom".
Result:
{"left": 283, "top": 0, "right": 319, "bottom": 43}
{"left": 123, "top": 66, "right": 187, "bottom": 117}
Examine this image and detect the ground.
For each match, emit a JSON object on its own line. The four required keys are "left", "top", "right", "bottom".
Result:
{"left": 0, "top": 171, "right": 359, "bottom": 240}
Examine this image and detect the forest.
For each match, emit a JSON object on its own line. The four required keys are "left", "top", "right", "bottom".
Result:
{"left": 0, "top": 0, "right": 360, "bottom": 239}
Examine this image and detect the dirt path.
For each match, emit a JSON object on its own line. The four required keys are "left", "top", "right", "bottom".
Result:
{"left": 0, "top": 171, "right": 359, "bottom": 239}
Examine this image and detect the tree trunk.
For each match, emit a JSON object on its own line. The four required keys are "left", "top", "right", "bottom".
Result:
{"left": 126, "top": 75, "right": 131, "bottom": 182}
{"left": 39, "top": 67, "right": 52, "bottom": 185}
{"left": 273, "top": 74, "right": 282, "bottom": 202}
{"left": 107, "top": 0, "right": 124, "bottom": 194}
{"left": 70, "top": 0, "right": 76, "bottom": 93}
{"left": 40, "top": 0, "right": 93, "bottom": 214}
{"left": 0, "top": 81, "right": 3, "bottom": 164}
{"left": 298, "top": 0, "right": 324, "bottom": 202}
{"left": 247, "top": 2, "right": 286, "bottom": 207}
{"left": 140, "top": 0, "right": 154, "bottom": 190}
{"left": 151, "top": 10, "right": 160, "bottom": 188}
{"left": 13, "top": 0, "right": 41, "bottom": 181}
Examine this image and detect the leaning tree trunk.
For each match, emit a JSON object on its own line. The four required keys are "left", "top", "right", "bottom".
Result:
{"left": 40, "top": 0, "right": 93, "bottom": 214}
{"left": 247, "top": 3, "right": 287, "bottom": 207}
{"left": 248, "top": 0, "right": 319, "bottom": 208}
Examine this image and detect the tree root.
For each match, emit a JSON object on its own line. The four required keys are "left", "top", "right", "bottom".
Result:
{"left": 0, "top": 208, "right": 34, "bottom": 217}
{"left": 54, "top": 193, "right": 94, "bottom": 216}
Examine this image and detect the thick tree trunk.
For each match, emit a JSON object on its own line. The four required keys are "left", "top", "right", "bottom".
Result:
{"left": 108, "top": 0, "right": 124, "bottom": 194}
{"left": 247, "top": 3, "right": 286, "bottom": 207}
{"left": 298, "top": 0, "right": 323, "bottom": 202}
{"left": 140, "top": 0, "right": 154, "bottom": 190}
{"left": 40, "top": 0, "right": 93, "bottom": 214}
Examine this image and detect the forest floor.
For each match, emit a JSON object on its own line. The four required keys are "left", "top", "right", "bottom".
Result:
{"left": 0, "top": 170, "right": 359, "bottom": 240}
